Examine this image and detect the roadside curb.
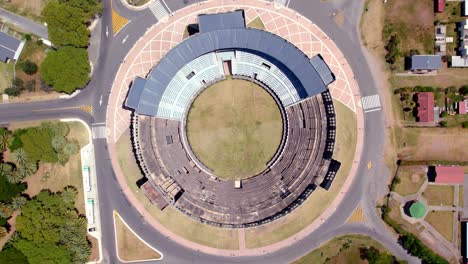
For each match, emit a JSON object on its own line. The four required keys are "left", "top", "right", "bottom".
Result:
{"left": 119, "top": 0, "right": 156, "bottom": 11}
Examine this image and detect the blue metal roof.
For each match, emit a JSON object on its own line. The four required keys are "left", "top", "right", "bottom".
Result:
{"left": 199, "top": 10, "right": 245, "bottom": 33}
{"left": 310, "top": 55, "right": 335, "bottom": 86}
{"left": 0, "top": 32, "right": 22, "bottom": 62}
{"left": 127, "top": 13, "right": 333, "bottom": 116}
{"left": 126, "top": 77, "right": 147, "bottom": 110}
{"left": 410, "top": 55, "right": 442, "bottom": 70}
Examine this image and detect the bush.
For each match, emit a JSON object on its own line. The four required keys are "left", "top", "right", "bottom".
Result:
{"left": 385, "top": 34, "right": 401, "bottom": 64}
{"left": 460, "top": 85, "right": 468, "bottom": 95}
{"left": 9, "top": 129, "right": 26, "bottom": 151}
{"left": 20, "top": 60, "right": 38, "bottom": 75}
{"left": 440, "top": 111, "right": 448, "bottom": 118}
{"left": 25, "top": 80, "right": 36, "bottom": 92}
{"left": 440, "top": 121, "right": 448, "bottom": 127}
{"left": 4, "top": 86, "right": 21, "bottom": 97}
{"left": 462, "top": 121, "right": 468, "bottom": 128}
{"left": 23, "top": 34, "right": 31, "bottom": 41}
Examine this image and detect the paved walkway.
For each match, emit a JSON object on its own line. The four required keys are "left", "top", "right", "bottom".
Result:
{"left": 105, "top": 0, "right": 365, "bottom": 257}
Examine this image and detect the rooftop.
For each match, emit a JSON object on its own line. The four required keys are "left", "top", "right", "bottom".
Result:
{"left": 410, "top": 55, "right": 442, "bottom": 71}
{"left": 0, "top": 32, "right": 24, "bottom": 62}
{"left": 435, "top": 166, "right": 465, "bottom": 184}
{"left": 409, "top": 201, "right": 426, "bottom": 219}
{"left": 417, "top": 92, "right": 435, "bottom": 122}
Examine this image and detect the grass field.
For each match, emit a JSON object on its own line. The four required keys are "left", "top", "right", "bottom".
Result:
{"left": 398, "top": 127, "right": 468, "bottom": 162}
{"left": 0, "top": 62, "right": 14, "bottom": 93}
{"left": 186, "top": 78, "right": 283, "bottom": 179}
{"left": 114, "top": 213, "right": 161, "bottom": 262}
{"left": 292, "top": 235, "right": 387, "bottom": 264}
{"left": 116, "top": 130, "right": 239, "bottom": 249}
{"left": 247, "top": 17, "right": 266, "bottom": 30}
{"left": 244, "top": 100, "right": 357, "bottom": 248}
{"left": 394, "top": 166, "right": 426, "bottom": 196}
{"left": 422, "top": 185, "right": 454, "bottom": 206}
{"left": 425, "top": 211, "right": 454, "bottom": 242}
{"left": 0, "top": 0, "right": 50, "bottom": 22}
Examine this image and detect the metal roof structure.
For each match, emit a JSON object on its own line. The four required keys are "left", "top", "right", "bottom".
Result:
{"left": 126, "top": 11, "right": 334, "bottom": 116}
{"left": 409, "top": 201, "right": 426, "bottom": 219}
{"left": 0, "top": 32, "right": 24, "bottom": 62}
{"left": 410, "top": 55, "right": 442, "bottom": 70}
{"left": 199, "top": 10, "right": 246, "bottom": 33}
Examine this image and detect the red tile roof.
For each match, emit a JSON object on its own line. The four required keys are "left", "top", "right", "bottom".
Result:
{"left": 459, "top": 100, "right": 467, "bottom": 115}
{"left": 417, "top": 92, "right": 435, "bottom": 122}
{"left": 437, "top": 0, "right": 445, "bottom": 12}
{"left": 435, "top": 166, "right": 465, "bottom": 184}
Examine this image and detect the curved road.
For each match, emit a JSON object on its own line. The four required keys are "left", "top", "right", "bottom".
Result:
{"left": 0, "top": 0, "right": 419, "bottom": 263}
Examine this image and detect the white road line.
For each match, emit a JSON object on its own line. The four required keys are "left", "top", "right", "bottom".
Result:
{"left": 148, "top": 0, "right": 169, "bottom": 21}
{"left": 122, "top": 35, "right": 129, "bottom": 44}
{"left": 106, "top": 26, "right": 109, "bottom": 37}
{"left": 364, "top": 108, "right": 382, "bottom": 113}
{"left": 92, "top": 125, "right": 107, "bottom": 139}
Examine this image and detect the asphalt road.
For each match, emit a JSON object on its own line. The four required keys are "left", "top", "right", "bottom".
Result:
{"left": 0, "top": 7, "right": 48, "bottom": 39}
{"left": 0, "top": 0, "right": 421, "bottom": 263}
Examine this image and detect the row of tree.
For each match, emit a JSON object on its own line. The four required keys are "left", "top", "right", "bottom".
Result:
{"left": 360, "top": 246, "right": 408, "bottom": 264}
{"left": 40, "top": 0, "right": 102, "bottom": 94}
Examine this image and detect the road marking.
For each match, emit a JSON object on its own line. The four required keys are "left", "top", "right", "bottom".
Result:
{"left": 347, "top": 207, "right": 366, "bottom": 223}
{"left": 361, "top": 94, "right": 381, "bottom": 113}
{"left": 99, "top": 95, "right": 103, "bottom": 106}
{"left": 33, "top": 106, "right": 80, "bottom": 112}
{"left": 148, "top": 0, "right": 169, "bottom": 21}
{"left": 106, "top": 26, "right": 109, "bottom": 37}
{"left": 122, "top": 35, "right": 129, "bottom": 44}
{"left": 91, "top": 124, "right": 107, "bottom": 139}
{"left": 367, "top": 161, "right": 372, "bottom": 170}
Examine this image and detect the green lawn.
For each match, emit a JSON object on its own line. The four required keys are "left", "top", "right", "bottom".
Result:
{"left": 425, "top": 211, "right": 454, "bottom": 242}
{"left": 186, "top": 78, "right": 283, "bottom": 179}
{"left": 116, "top": 130, "right": 239, "bottom": 250}
{"left": 245, "top": 100, "right": 357, "bottom": 248}
{"left": 292, "top": 235, "right": 388, "bottom": 264}
{"left": 0, "top": 62, "right": 14, "bottom": 93}
{"left": 422, "top": 185, "right": 454, "bottom": 206}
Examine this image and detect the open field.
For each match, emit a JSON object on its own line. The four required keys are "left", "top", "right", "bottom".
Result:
{"left": 292, "top": 235, "right": 387, "bottom": 264}
{"left": 360, "top": 0, "right": 385, "bottom": 52}
{"left": 398, "top": 127, "right": 468, "bottom": 162}
{"left": 391, "top": 66, "right": 468, "bottom": 88}
{"left": 0, "top": 62, "right": 14, "bottom": 93}
{"left": 116, "top": 129, "right": 239, "bottom": 249}
{"left": 383, "top": 0, "right": 433, "bottom": 55}
{"left": 244, "top": 100, "right": 357, "bottom": 248}
{"left": 186, "top": 78, "right": 283, "bottom": 179}
{"left": 114, "top": 213, "right": 161, "bottom": 262}
{"left": 394, "top": 166, "right": 426, "bottom": 196}
{"left": 423, "top": 185, "right": 454, "bottom": 206}
{"left": 425, "top": 211, "right": 454, "bottom": 242}
{"left": 0, "top": 0, "right": 49, "bottom": 22}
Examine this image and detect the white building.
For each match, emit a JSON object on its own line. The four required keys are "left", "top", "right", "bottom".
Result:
{"left": 451, "top": 19, "right": 468, "bottom": 67}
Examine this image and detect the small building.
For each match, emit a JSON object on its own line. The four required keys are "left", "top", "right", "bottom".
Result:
{"left": 435, "top": 24, "right": 447, "bottom": 56}
{"left": 410, "top": 55, "right": 442, "bottom": 72}
{"left": 0, "top": 32, "right": 25, "bottom": 63}
{"left": 459, "top": 100, "right": 468, "bottom": 114}
{"left": 464, "top": 0, "right": 468, "bottom": 16}
{"left": 435, "top": 166, "right": 465, "bottom": 184}
{"left": 437, "top": 0, "right": 445, "bottom": 13}
{"left": 451, "top": 19, "right": 468, "bottom": 67}
{"left": 416, "top": 92, "right": 435, "bottom": 122}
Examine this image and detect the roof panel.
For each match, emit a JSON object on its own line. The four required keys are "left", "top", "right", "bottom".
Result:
{"left": 199, "top": 10, "right": 245, "bottom": 33}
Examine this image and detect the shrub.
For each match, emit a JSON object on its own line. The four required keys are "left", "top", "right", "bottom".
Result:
{"left": 440, "top": 111, "right": 448, "bottom": 118}
{"left": 4, "top": 86, "right": 21, "bottom": 97}
{"left": 23, "top": 34, "right": 31, "bottom": 41}
{"left": 20, "top": 60, "right": 38, "bottom": 75}
{"left": 440, "top": 121, "right": 448, "bottom": 127}
{"left": 462, "top": 121, "right": 468, "bottom": 128}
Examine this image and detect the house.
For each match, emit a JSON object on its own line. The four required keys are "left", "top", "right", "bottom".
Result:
{"left": 464, "top": 0, "right": 468, "bottom": 16}
{"left": 410, "top": 55, "right": 442, "bottom": 72}
{"left": 0, "top": 32, "right": 25, "bottom": 63}
{"left": 435, "top": 24, "right": 447, "bottom": 55}
{"left": 451, "top": 19, "right": 468, "bottom": 67}
{"left": 416, "top": 92, "right": 435, "bottom": 122}
{"left": 434, "top": 166, "right": 465, "bottom": 184}
{"left": 437, "top": 0, "right": 445, "bottom": 12}
{"left": 459, "top": 100, "right": 468, "bottom": 114}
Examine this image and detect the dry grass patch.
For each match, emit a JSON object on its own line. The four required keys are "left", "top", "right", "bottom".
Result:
{"left": 0, "top": 62, "right": 14, "bottom": 93}
{"left": 293, "top": 235, "right": 388, "bottom": 264}
{"left": 115, "top": 213, "right": 161, "bottom": 262}
{"left": 423, "top": 185, "right": 454, "bottom": 206}
{"left": 459, "top": 186, "right": 464, "bottom": 207}
{"left": 116, "top": 130, "right": 239, "bottom": 250}
{"left": 245, "top": 100, "right": 357, "bottom": 248}
{"left": 425, "top": 211, "right": 454, "bottom": 242}
{"left": 0, "top": 0, "right": 50, "bottom": 22}
{"left": 247, "top": 17, "right": 265, "bottom": 30}
{"left": 394, "top": 166, "right": 426, "bottom": 196}
{"left": 398, "top": 127, "right": 468, "bottom": 162}
{"left": 360, "top": 0, "right": 384, "bottom": 52}
{"left": 187, "top": 78, "right": 282, "bottom": 179}
{"left": 87, "top": 235, "right": 100, "bottom": 262}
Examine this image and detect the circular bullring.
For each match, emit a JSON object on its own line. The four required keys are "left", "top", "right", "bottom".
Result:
{"left": 125, "top": 10, "right": 338, "bottom": 227}
{"left": 186, "top": 78, "right": 284, "bottom": 180}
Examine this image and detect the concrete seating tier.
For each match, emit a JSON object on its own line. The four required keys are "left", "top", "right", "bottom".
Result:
{"left": 132, "top": 92, "right": 335, "bottom": 227}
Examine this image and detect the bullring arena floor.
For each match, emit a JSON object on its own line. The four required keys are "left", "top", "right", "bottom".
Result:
{"left": 106, "top": 0, "right": 365, "bottom": 256}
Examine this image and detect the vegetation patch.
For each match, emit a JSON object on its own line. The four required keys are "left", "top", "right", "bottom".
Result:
{"left": 393, "top": 166, "right": 426, "bottom": 196}
{"left": 186, "top": 78, "right": 283, "bottom": 179}
{"left": 422, "top": 185, "right": 454, "bottom": 206}
{"left": 247, "top": 17, "right": 266, "bottom": 30}
{"left": 425, "top": 211, "right": 454, "bottom": 242}
{"left": 114, "top": 213, "right": 161, "bottom": 262}
{"left": 293, "top": 234, "right": 404, "bottom": 264}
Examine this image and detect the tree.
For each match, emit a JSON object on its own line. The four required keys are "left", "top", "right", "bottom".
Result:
{"left": 58, "top": 0, "right": 102, "bottom": 19}
{"left": 10, "top": 196, "right": 28, "bottom": 211}
{"left": 0, "top": 129, "right": 12, "bottom": 151}
{"left": 0, "top": 246, "right": 29, "bottom": 264}
{"left": 460, "top": 85, "right": 468, "bottom": 95}
{"left": 14, "top": 239, "right": 72, "bottom": 264}
{"left": 40, "top": 46, "right": 90, "bottom": 94}
{"left": 385, "top": 34, "right": 400, "bottom": 64}
{"left": 0, "top": 172, "right": 26, "bottom": 202}
{"left": 12, "top": 148, "right": 28, "bottom": 166}
{"left": 0, "top": 226, "right": 7, "bottom": 238}
{"left": 360, "top": 246, "right": 395, "bottom": 264}
{"left": 20, "top": 60, "right": 38, "bottom": 75}
{"left": 43, "top": 1, "right": 90, "bottom": 47}
{"left": 60, "top": 186, "right": 77, "bottom": 206}
{"left": 16, "top": 162, "right": 37, "bottom": 180}
{"left": 0, "top": 163, "right": 14, "bottom": 182}
{"left": 63, "top": 141, "right": 79, "bottom": 156}
{"left": 20, "top": 126, "right": 58, "bottom": 163}
{"left": 51, "top": 135, "right": 66, "bottom": 151}
{"left": 462, "top": 121, "right": 468, "bottom": 128}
